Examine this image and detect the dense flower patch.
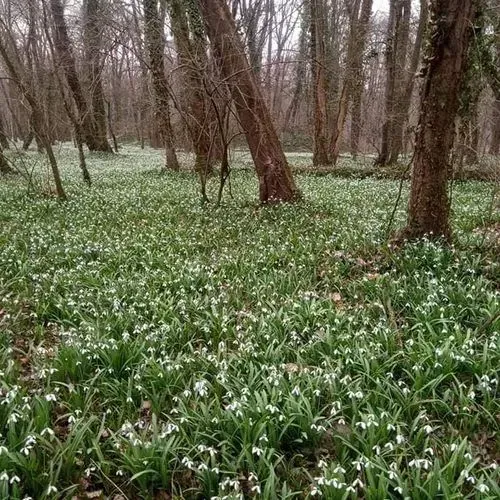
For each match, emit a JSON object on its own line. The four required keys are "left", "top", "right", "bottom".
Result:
{"left": 0, "top": 146, "right": 498, "bottom": 498}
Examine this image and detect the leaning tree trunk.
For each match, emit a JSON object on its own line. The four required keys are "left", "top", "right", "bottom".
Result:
{"left": 143, "top": 0, "right": 179, "bottom": 170}
{"left": 83, "top": 0, "right": 113, "bottom": 152}
{"left": 402, "top": 0, "right": 476, "bottom": 241}
{"left": 198, "top": 0, "right": 299, "bottom": 203}
{"left": 309, "top": 0, "right": 331, "bottom": 166}
{"left": 0, "top": 38, "right": 66, "bottom": 199}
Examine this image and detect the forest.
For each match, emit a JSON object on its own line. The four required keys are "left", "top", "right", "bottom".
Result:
{"left": 0, "top": 0, "right": 499, "bottom": 498}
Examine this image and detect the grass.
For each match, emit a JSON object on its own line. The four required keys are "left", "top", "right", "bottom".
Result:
{"left": 0, "top": 145, "right": 499, "bottom": 499}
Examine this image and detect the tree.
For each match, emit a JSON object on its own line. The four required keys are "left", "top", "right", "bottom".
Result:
{"left": 402, "top": 0, "right": 476, "bottom": 241}
{"left": 83, "top": 0, "right": 112, "bottom": 153}
{"left": 375, "top": 0, "right": 411, "bottom": 166}
{"left": 0, "top": 111, "right": 9, "bottom": 149}
{"left": 388, "top": 0, "right": 428, "bottom": 163}
{"left": 198, "top": 0, "right": 299, "bottom": 202}
{"left": 48, "top": 0, "right": 111, "bottom": 152}
{"left": 350, "top": 0, "right": 374, "bottom": 159}
{"left": 309, "top": 0, "right": 330, "bottom": 166}
{"left": 143, "top": 0, "right": 179, "bottom": 170}
{"left": 0, "top": 143, "right": 13, "bottom": 174}
{"left": 0, "top": 26, "right": 66, "bottom": 199}
{"left": 330, "top": 0, "right": 373, "bottom": 164}
{"left": 168, "top": 0, "right": 217, "bottom": 187}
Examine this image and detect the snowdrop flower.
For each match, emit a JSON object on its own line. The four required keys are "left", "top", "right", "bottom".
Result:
{"left": 310, "top": 486, "right": 322, "bottom": 496}
{"left": 477, "top": 484, "right": 489, "bottom": 493}
{"left": 46, "top": 485, "right": 58, "bottom": 494}
{"left": 424, "top": 424, "right": 434, "bottom": 434}
{"left": 252, "top": 446, "right": 264, "bottom": 457}
{"left": 351, "top": 478, "right": 364, "bottom": 488}
{"left": 291, "top": 386, "right": 301, "bottom": 397}
{"left": 194, "top": 380, "right": 208, "bottom": 397}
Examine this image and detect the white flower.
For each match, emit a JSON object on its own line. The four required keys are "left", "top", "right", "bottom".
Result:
{"left": 291, "top": 386, "right": 301, "bottom": 397}
{"left": 45, "top": 393, "right": 57, "bottom": 402}
{"left": 194, "top": 380, "right": 208, "bottom": 397}
{"left": 477, "top": 484, "right": 489, "bottom": 493}
{"left": 424, "top": 425, "right": 434, "bottom": 435}
{"left": 0, "top": 446, "right": 8, "bottom": 455}
{"left": 41, "top": 428, "right": 55, "bottom": 437}
{"left": 46, "top": 485, "right": 58, "bottom": 494}
{"left": 10, "top": 475, "right": 20, "bottom": 484}
{"left": 252, "top": 446, "right": 264, "bottom": 457}
{"left": 310, "top": 486, "right": 323, "bottom": 496}
{"left": 0, "top": 471, "right": 8, "bottom": 481}
{"left": 352, "top": 478, "right": 364, "bottom": 488}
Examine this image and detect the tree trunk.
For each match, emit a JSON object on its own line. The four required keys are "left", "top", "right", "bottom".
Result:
{"left": 375, "top": 0, "right": 398, "bottom": 166}
{"left": 199, "top": 0, "right": 299, "bottom": 203}
{"left": 389, "top": 0, "right": 427, "bottom": 164}
{"left": 402, "top": 0, "right": 476, "bottom": 241}
{"left": 387, "top": 0, "right": 411, "bottom": 164}
{"left": 49, "top": 0, "right": 102, "bottom": 152}
{"left": 168, "top": 0, "right": 215, "bottom": 181}
{"left": 0, "top": 38, "right": 66, "bottom": 199}
{"left": 491, "top": 98, "right": 500, "bottom": 155}
{"left": 143, "top": 0, "right": 179, "bottom": 170}
{"left": 0, "top": 112, "right": 9, "bottom": 149}
{"left": 0, "top": 144, "right": 13, "bottom": 174}
{"left": 83, "top": 0, "right": 113, "bottom": 152}
{"left": 330, "top": 0, "right": 373, "bottom": 164}
{"left": 310, "top": 0, "right": 331, "bottom": 165}
{"left": 283, "top": 9, "right": 308, "bottom": 130}
{"left": 349, "top": 0, "right": 373, "bottom": 159}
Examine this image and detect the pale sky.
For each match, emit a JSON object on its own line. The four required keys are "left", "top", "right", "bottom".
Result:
{"left": 373, "top": 0, "right": 389, "bottom": 14}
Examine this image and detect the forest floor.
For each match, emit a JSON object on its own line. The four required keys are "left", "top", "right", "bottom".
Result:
{"left": 0, "top": 145, "right": 499, "bottom": 499}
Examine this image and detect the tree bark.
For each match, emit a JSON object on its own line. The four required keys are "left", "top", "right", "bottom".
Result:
{"left": 83, "top": 0, "right": 113, "bottom": 152}
{"left": 283, "top": 9, "right": 308, "bottom": 130}
{"left": 143, "top": 0, "right": 179, "bottom": 170}
{"left": 49, "top": 0, "right": 104, "bottom": 152}
{"left": 349, "top": 0, "right": 373, "bottom": 159}
{"left": 198, "top": 0, "right": 299, "bottom": 202}
{"left": 310, "top": 0, "right": 331, "bottom": 165}
{"left": 386, "top": 0, "right": 411, "bottom": 164}
{"left": 491, "top": 98, "right": 500, "bottom": 155}
{"left": 0, "top": 144, "right": 13, "bottom": 174}
{"left": 330, "top": 0, "right": 373, "bottom": 164}
{"left": 389, "top": 0, "right": 427, "bottom": 163}
{"left": 402, "top": 0, "right": 476, "bottom": 241}
{"left": 375, "top": 0, "right": 399, "bottom": 166}
{"left": 168, "top": 0, "right": 215, "bottom": 181}
{"left": 0, "top": 37, "right": 66, "bottom": 199}
{"left": 0, "top": 112, "right": 9, "bottom": 149}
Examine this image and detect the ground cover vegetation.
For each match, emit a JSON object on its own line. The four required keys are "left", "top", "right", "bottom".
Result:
{"left": 0, "top": 147, "right": 498, "bottom": 499}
